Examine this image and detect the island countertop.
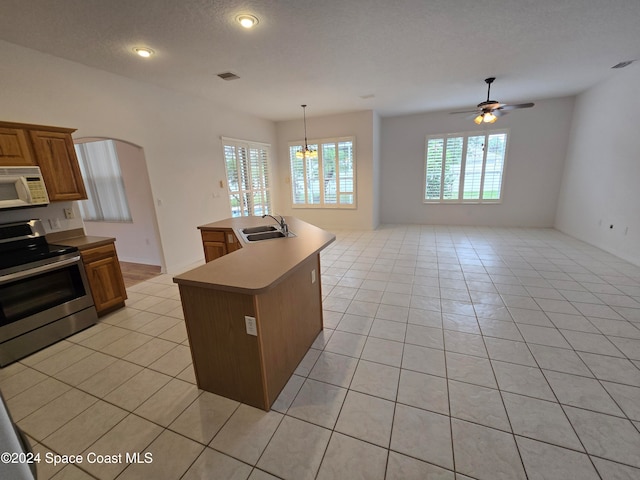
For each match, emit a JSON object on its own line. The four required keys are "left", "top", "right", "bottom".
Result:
{"left": 173, "top": 216, "right": 335, "bottom": 294}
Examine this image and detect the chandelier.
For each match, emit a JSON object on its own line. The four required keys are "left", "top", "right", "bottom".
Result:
{"left": 295, "top": 105, "right": 318, "bottom": 159}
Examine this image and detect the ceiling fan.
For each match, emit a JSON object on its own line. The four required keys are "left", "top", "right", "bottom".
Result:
{"left": 450, "top": 77, "right": 534, "bottom": 124}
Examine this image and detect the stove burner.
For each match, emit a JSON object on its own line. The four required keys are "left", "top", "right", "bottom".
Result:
{"left": 0, "top": 219, "right": 79, "bottom": 271}
{"left": 0, "top": 243, "right": 79, "bottom": 271}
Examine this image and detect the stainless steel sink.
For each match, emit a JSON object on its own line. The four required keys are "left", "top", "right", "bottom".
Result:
{"left": 241, "top": 225, "right": 278, "bottom": 234}
{"left": 245, "top": 231, "right": 286, "bottom": 241}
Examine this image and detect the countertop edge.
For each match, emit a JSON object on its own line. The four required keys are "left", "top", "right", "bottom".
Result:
{"left": 48, "top": 234, "right": 116, "bottom": 251}
{"left": 174, "top": 217, "right": 335, "bottom": 294}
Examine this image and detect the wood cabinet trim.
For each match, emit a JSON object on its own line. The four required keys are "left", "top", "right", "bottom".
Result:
{"left": 0, "top": 121, "right": 76, "bottom": 134}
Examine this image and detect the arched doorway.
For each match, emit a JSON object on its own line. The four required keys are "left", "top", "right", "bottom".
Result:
{"left": 74, "top": 137, "right": 165, "bottom": 281}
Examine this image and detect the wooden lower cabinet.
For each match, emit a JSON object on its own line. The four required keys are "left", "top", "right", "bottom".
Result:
{"left": 201, "top": 228, "right": 240, "bottom": 262}
{"left": 81, "top": 242, "right": 127, "bottom": 316}
{"left": 178, "top": 254, "right": 323, "bottom": 410}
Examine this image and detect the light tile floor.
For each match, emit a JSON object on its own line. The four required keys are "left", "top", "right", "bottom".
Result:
{"left": 2, "top": 225, "right": 640, "bottom": 479}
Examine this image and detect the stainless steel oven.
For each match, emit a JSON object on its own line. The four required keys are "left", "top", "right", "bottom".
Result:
{"left": 0, "top": 220, "right": 97, "bottom": 367}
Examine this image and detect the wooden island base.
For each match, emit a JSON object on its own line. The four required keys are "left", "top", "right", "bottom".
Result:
{"left": 178, "top": 254, "right": 323, "bottom": 410}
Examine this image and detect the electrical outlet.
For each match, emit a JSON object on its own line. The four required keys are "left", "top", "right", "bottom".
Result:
{"left": 245, "top": 316, "right": 257, "bottom": 336}
{"left": 48, "top": 218, "right": 61, "bottom": 230}
{"left": 63, "top": 208, "right": 74, "bottom": 219}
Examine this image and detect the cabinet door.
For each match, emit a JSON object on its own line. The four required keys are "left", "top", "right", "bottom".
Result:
{"left": 29, "top": 130, "right": 87, "bottom": 201}
{"left": 204, "top": 241, "right": 227, "bottom": 262}
{"left": 85, "top": 255, "right": 128, "bottom": 315}
{"left": 0, "top": 128, "right": 35, "bottom": 166}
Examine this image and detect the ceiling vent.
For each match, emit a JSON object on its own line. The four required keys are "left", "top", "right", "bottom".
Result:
{"left": 611, "top": 60, "right": 634, "bottom": 69}
{"left": 217, "top": 72, "right": 240, "bottom": 80}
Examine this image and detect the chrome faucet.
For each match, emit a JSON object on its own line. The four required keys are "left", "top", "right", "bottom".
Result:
{"left": 262, "top": 214, "right": 288, "bottom": 235}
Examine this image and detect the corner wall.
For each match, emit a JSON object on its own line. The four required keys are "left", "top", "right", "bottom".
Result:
{"left": 555, "top": 66, "right": 640, "bottom": 266}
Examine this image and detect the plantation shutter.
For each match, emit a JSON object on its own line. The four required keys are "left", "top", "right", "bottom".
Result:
{"left": 222, "top": 137, "right": 271, "bottom": 217}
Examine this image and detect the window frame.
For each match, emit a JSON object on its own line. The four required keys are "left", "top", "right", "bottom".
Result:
{"left": 288, "top": 136, "right": 356, "bottom": 209}
{"left": 222, "top": 136, "right": 272, "bottom": 218}
{"left": 423, "top": 129, "right": 509, "bottom": 204}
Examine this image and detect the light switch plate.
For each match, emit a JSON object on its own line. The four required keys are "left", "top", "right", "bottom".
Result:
{"left": 245, "top": 316, "right": 257, "bottom": 336}
{"left": 311, "top": 269, "right": 316, "bottom": 284}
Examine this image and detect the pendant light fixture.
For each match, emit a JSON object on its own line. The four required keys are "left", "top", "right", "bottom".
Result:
{"left": 295, "top": 105, "right": 318, "bottom": 159}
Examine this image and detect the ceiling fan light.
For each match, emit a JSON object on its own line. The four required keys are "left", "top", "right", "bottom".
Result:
{"left": 483, "top": 112, "right": 497, "bottom": 123}
{"left": 474, "top": 114, "right": 484, "bottom": 125}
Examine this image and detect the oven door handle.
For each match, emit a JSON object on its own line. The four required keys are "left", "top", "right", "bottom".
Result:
{"left": 0, "top": 255, "right": 82, "bottom": 284}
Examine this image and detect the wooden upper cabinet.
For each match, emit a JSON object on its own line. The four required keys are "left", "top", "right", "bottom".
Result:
{"left": 29, "top": 129, "right": 88, "bottom": 201}
{"left": 0, "top": 127, "right": 35, "bottom": 166}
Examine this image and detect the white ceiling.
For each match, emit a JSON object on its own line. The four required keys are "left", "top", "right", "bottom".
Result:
{"left": 1, "top": 0, "right": 639, "bottom": 121}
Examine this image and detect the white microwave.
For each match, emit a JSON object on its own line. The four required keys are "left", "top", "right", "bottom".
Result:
{"left": 0, "top": 166, "right": 50, "bottom": 209}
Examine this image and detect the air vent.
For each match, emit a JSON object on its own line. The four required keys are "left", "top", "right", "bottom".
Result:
{"left": 217, "top": 72, "right": 240, "bottom": 80}
{"left": 611, "top": 60, "right": 634, "bottom": 69}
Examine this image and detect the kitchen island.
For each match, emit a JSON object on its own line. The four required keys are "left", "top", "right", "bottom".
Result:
{"left": 173, "top": 216, "right": 335, "bottom": 410}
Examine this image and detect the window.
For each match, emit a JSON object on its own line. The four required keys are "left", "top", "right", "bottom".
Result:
{"left": 222, "top": 137, "right": 271, "bottom": 217}
{"left": 289, "top": 137, "right": 355, "bottom": 208}
{"left": 74, "top": 140, "right": 132, "bottom": 222}
{"left": 424, "top": 130, "right": 508, "bottom": 203}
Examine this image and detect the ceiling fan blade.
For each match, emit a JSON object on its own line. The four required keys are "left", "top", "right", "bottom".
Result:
{"left": 449, "top": 109, "right": 481, "bottom": 115}
{"left": 498, "top": 102, "right": 535, "bottom": 112}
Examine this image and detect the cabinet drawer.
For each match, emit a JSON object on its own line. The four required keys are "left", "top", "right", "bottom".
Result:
{"left": 80, "top": 243, "right": 116, "bottom": 263}
{"left": 201, "top": 231, "right": 226, "bottom": 243}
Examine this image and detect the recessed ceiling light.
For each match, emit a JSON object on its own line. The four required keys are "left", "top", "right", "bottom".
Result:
{"left": 236, "top": 14, "right": 259, "bottom": 29}
{"left": 133, "top": 47, "right": 154, "bottom": 58}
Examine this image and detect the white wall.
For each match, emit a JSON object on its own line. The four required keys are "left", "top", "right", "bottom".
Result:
{"left": 380, "top": 97, "right": 575, "bottom": 226}
{"left": 371, "top": 111, "right": 381, "bottom": 229}
{"left": 274, "top": 110, "right": 378, "bottom": 230}
{"left": 0, "top": 40, "right": 276, "bottom": 273}
{"left": 555, "top": 66, "right": 640, "bottom": 266}
{"left": 78, "top": 139, "right": 163, "bottom": 266}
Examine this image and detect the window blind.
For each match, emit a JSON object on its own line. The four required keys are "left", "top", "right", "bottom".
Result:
{"left": 424, "top": 130, "right": 508, "bottom": 203}
{"left": 74, "top": 140, "right": 132, "bottom": 222}
{"left": 289, "top": 136, "right": 355, "bottom": 208}
{"left": 222, "top": 137, "right": 271, "bottom": 217}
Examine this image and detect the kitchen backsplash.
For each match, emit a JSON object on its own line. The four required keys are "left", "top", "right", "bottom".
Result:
{"left": 0, "top": 201, "right": 84, "bottom": 233}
